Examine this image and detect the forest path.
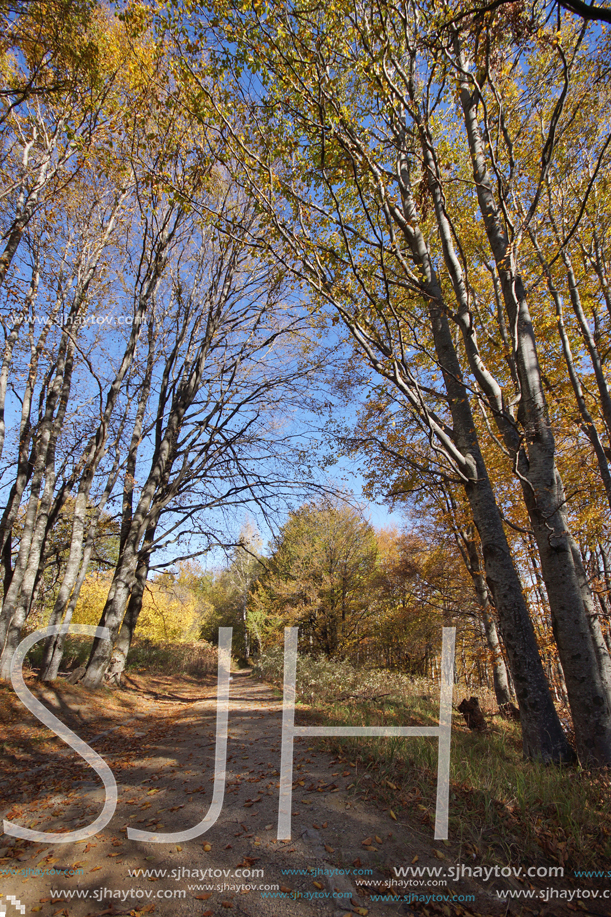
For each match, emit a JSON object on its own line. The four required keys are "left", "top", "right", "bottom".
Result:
{"left": 0, "top": 670, "right": 561, "bottom": 917}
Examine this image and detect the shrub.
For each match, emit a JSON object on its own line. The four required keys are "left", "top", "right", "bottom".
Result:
{"left": 252, "top": 648, "right": 429, "bottom": 705}
{"left": 24, "top": 635, "right": 217, "bottom": 679}
{"left": 126, "top": 639, "right": 217, "bottom": 677}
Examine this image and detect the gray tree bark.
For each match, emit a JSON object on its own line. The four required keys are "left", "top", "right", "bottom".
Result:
{"left": 326, "top": 156, "right": 573, "bottom": 761}
{"left": 0, "top": 262, "right": 38, "bottom": 461}
{"left": 105, "top": 526, "right": 156, "bottom": 687}
{"left": 81, "top": 227, "right": 246, "bottom": 687}
{"left": 38, "top": 206, "right": 175, "bottom": 681}
{"left": 455, "top": 45, "right": 611, "bottom": 764}
{"left": 0, "top": 193, "right": 127, "bottom": 677}
{"left": 462, "top": 531, "right": 513, "bottom": 707}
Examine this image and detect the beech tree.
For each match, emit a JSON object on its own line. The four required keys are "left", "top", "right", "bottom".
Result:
{"left": 55, "top": 199, "right": 326, "bottom": 687}
{"left": 0, "top": 1, "right": 177, "bottom": 676}
{"left": 0, "top": 4, "right": 333, "bottom": 689}
{"left": 191, "top": 0, "right": 583, "bottom": 762}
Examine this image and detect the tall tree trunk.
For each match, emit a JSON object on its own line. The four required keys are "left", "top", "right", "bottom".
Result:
{"left": 105, "top": 527, "right": 156, "bottom": 687}
{"left": 38, "top": 219, "right": 168, "bottom": 682}
{"left": 81, "top": 537, "right": 141, "bottom": 687}
{"left": 0, "top": 344, "right": 74, "bottom": 679}
{"left": 82, "top": 412, "right": 183, "bottom": 687}
{"left": 0, "top": 191, "right": 128, "bottom": 676}
{"left": 462, "top": 452, "right": 570, "bottom": 760}
{"left": 0, "top": 337, "right": 74, "bottom": 671}
{"left": 40, "top": 455, "right": 123, "bottom": 681}
{"left": 463, "top": 534, "right": 513, "bottom": 707}
{"left": 442, "top": 488, "right": 515, "bottom": 707}
{"left": 378, "top": 144, "right": 572, "bottom": 761}
{"left": 82, "top": 245, "right": 224, "bottom": 687}
{"left": 341, "top": 188, "right": 572, "bottom": 759}
{"left": 456, "top": 47, "right": 611, "bottom": 765}
{"left": 0, "top": 305, "right": 59, "bottom": 602}
{"left": 0, "top": 263, "right": 39, "bottom": 460}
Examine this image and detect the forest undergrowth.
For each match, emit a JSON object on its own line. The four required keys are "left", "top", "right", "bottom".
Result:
{"left": 255, "top": 650, "right": 611, "bottom": 878}
{"left": 25, "top": 635, "right": 218, "bottom": 678}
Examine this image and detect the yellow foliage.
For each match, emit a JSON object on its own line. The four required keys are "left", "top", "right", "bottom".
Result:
{"left": 73, "top": 570, "right": 203, "bottom": 643}
{"left": 136, "top": 579, "right": 202, "bottom": 643}
{"left": 72, "top": 573, "right": 112, "bottom": 627}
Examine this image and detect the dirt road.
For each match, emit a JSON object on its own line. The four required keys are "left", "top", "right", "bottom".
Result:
{"left": 0, "top": 670, "right": 568, "bottom": 917}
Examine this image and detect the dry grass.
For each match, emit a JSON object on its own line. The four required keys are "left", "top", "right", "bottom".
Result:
{"left": 23, "top": 634, "right": 218, "bottom": 678}
{"left": 125, "top": 638, "right": 217, "bottom": 676}
{"left": 255, "top": 650, "right": 611, "bottom": 877}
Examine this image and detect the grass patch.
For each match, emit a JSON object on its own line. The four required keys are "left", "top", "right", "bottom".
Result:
{"left": 125, "top": 638, "right": 217, "bottom": 677}
{"left": 255, "top": 649, "right": 611, "bottom": 876}
{"left": 252, "top": 645, "right": 433, "bottom": 703}
{"left": 23, "top": 635, "right": 218, "bottom": 679}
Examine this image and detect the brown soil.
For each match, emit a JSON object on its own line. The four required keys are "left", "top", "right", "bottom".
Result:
{"left": 0, "top": 671, "right": 595, "bottom": 917}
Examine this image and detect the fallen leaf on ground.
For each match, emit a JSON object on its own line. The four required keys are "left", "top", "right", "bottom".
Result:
{"left": 237, "top": 856, "right": 259, "bottom": 868}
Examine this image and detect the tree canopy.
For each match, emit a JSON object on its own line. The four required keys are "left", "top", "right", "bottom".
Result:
{"left": 1, "top": 0, "right": 611, "bottom": 767}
